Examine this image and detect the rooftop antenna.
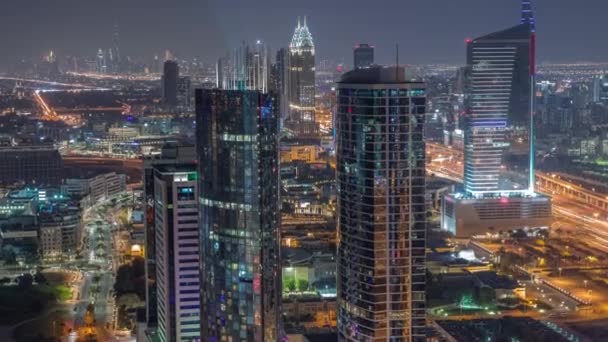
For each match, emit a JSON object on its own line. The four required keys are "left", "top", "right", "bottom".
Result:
{"left": 297, "top": 16, "right": 301, "bottom": 28}
{"left": 303, "top": 15, "right": 307, "bottom": 27}
{"left": 395, "top": 43, "right": 399, "bottom": 80}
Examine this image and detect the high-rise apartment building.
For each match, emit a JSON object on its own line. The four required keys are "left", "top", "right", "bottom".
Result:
{"left": 353, "top": 43, "right": 374, "bottom": 69}
{"left": 336, "top": 66, "right": 427, "bottom": 341}
{"left": 143, "top": 144, "right": 197, "bottom": 331}
{"left": 153, "top": 163, "right": 201, "bottom": 342}
{"left": 162, "top": 60, "right": 179, "bottom": 108}
{"left": 441, "top": 0, "right": 551, "bottom": 237}
{"left": 287, "top": 17, "right": 316, "bottom": 135}
{"left": 196, "top": 89, "right": 281, "bottom": 341}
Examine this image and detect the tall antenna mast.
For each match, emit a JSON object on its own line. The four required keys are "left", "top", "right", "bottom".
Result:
{"left": 395, "top": 43, "right": 399, "bottom": 80}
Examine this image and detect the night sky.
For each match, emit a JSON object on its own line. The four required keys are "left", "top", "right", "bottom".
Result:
{"left": 0, "top": 0, "right": 605, "bottom": 67}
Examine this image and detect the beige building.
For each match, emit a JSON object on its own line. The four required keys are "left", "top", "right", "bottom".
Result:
{"left": 40, "top": 225, "right": 62, "bottom": 262}
{"left": 280, "top": 145, "right": 318, "bottom": 163}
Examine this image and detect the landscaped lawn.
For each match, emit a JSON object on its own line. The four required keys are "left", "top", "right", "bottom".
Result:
{"left": 36, "top": 284, "right": 73, "bottom": 302}
{"left": 0, "top": 284, "right": 71, "bottom": 325}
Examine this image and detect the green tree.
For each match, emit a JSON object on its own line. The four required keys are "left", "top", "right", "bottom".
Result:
{"left": 296, "top": 279, "right": 309, "bottom": 291}
{"left": 284, "top": 279, "right": 296, "bottom": 292}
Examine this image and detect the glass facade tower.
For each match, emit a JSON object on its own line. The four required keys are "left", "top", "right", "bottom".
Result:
{"left": 196, "top": 89, "right": 281, "bottom": 342}
{"left": 336, "top": 67, "right": 426, "bottom": 341}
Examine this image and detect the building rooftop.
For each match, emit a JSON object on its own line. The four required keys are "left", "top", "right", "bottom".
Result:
{"left": 152, "top": 163, "right": 197, "bottom": 174}
{"left": 472, "top": 271, "right": 519, "bottom": 290}
{"left": 339, "top": 66, "right": 423, "bottom": 85}
{"left": 436, "top": 317, "right": 573, "bottom": 342}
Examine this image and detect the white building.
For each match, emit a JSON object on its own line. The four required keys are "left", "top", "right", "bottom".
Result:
{"left": 63, "top": 172, "right": 126, "bottom": 205}
{"left": 153, "top": 164, "right": 200, "bottom": 342}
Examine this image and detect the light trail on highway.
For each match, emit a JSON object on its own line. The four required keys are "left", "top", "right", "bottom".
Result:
{"left": 33, "top": 90, "right": 59, "bottom": 120}
{"left": 0, "top": 75, "right": 102, "bottom": 89}
{"left": 426, "top": 143, "right": 608, "bottom": 252}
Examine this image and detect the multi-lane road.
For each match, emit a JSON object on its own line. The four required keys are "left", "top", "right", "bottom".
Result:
{"left": 70, "top": 192, "right": 133, "bottom": 341}
{"left": 426, "top": 143, "right": 608, "bottom": 247}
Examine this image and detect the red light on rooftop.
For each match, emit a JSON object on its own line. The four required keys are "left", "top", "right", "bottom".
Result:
{"left": 465, "top": 38, "right": 472, "bottom": 44}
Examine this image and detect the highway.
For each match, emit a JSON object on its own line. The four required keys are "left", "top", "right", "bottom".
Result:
{"left": 0, "top": 76, "right": 105, "bottom": 89}
{"left": 426, "top": 142, "right": 608, "bottom": 251}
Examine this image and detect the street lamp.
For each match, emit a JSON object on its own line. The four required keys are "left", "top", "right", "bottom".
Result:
{"left": 584, "top": 280, "right": 588, "bottom": 288}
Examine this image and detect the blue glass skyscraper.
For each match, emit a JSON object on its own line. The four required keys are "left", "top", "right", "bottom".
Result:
{"left": 196, "top": 89, "right": 281, "bottom": 341}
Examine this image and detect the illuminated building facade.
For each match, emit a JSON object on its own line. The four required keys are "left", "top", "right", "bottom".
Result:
{"left": 336, "top": 66, "right": 427, "bottom": 341}
{"left": 216, "top": 40, "right": 271, "bottom": 92}
{"left": 464, "top": 23, "right": 534, "bottom": 194}
{"left": 196, "top": 89, "right": 281, "bottom": 341}
{"left": 153, "top": 164, "right": 201, "bottom": 342}
{"left": 287, "top": 17, "right": 316, "bottom": 135}
{"left": 143, "top": 144, "right": 197, "bottom": 330}
{"left": 441, "top": 0, "right": 551, "bottom": 237}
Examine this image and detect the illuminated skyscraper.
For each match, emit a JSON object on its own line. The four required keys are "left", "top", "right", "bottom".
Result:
{"left": 96, "top": 48, "right": 106, "bottom": 74}
{"left": 152, "top": 163, "right": 201, "bottom": 342}
{"left": 196, "top": 89, "right": 281, "bottom": 341}
{"left": 463, "top": 23, "right": 534, "bottom": 194}
{"left": 442, "top": 0, "right": 551, "bottom": 237}
{"left": 336, "top": 66, "right": 427, "bottom": 341}
{"left": 353, "top": 43, "right": 374, "bottom": 69}
{"left": 287, "top": 17, "right": 316, "bottom": 135}
{"left": 143, "top": 144, "right": 197, "bottom": 331}
{"left": 216, "top": 40, "right": 271, "bottom": 92}
{"left": 110, "top": 23, "right": 121, "bottom": 73}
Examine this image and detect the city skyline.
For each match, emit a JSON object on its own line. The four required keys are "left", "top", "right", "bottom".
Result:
{"left": 1, "top": 0, "right": 608, "bottom": 69}
{"left": 2, "top": 1, "right": 608, "bottom": 341}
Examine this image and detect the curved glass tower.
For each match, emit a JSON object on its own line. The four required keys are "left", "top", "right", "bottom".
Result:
{"left": 336, "top": 67, "right": 427, "bottom": 341}
{"left": 196, "top": 89, "right": 281, "bottom": 342}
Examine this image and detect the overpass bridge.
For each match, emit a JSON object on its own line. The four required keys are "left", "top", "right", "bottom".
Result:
{"left": 426, "top": 142, "right": 608, "bottom": 213}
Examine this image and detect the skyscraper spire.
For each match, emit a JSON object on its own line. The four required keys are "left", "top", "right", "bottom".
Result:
{"left": 297, "top": 16, "right": 301, "bottom": 28}
{"left": 521, "top": 0, "right": 536, "bottom": 32}
{"left": 303, "top": 15, "right": 307, "bottom": 27}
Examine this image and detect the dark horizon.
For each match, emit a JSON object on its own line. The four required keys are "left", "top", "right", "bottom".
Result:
{"left": 1, "top": 0, "right": 607, "bottom": 68}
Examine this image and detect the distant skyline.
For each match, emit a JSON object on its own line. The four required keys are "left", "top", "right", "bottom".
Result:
{"left": 0, "top": 0, "right": 606, "bottom": 68}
